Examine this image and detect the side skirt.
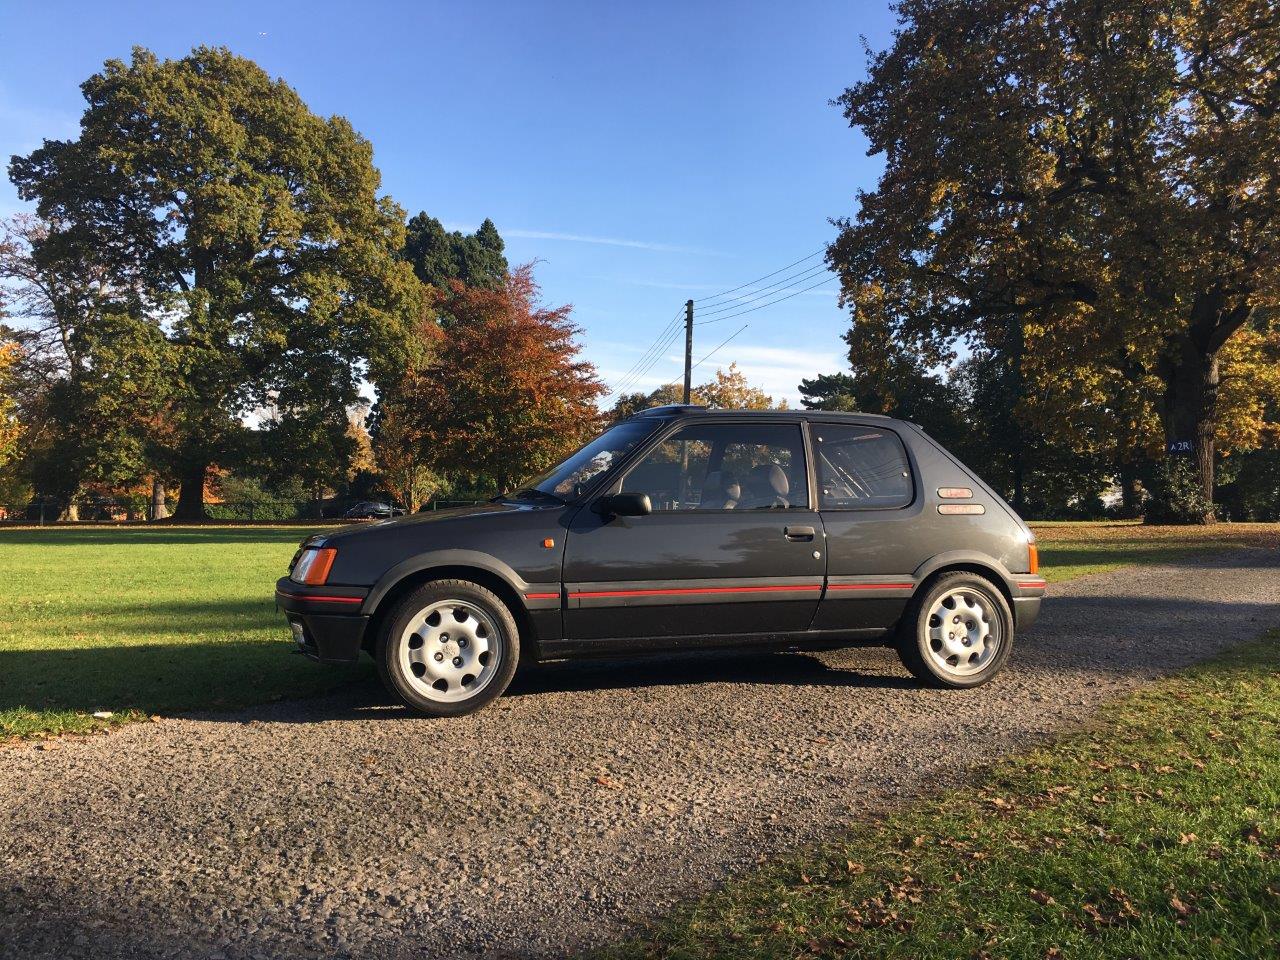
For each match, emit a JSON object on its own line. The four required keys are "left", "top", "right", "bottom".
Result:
{"left": 535, "top": 627, "right": 891, "bottom": 662}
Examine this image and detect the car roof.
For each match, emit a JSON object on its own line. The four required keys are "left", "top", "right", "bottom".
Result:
{"left": 629, "top": 404, "right": 914, "bottom": 428}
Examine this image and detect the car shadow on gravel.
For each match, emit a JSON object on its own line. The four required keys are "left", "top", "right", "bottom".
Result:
{"left": 228, "top": 649, "right": 919, "bottom": 725}
{"left": 505, "top": 648, "right": 919, "bottom": 696}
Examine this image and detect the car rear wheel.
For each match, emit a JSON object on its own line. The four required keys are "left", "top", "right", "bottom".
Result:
{"left": 895, "top": 571, "right": 1012, "bottom": 688}
{"left": 376, "top": 579, "right": 520, "bottom": 717}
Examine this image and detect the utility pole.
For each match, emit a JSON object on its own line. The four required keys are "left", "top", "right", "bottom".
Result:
{"left": 682, "top": 299, "right": 694, "bottom": 404}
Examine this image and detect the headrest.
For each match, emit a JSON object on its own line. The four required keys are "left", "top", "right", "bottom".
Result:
{"left": 705, "top": 470, "right": 741, "bottom": 500}
{"left": 750, "top": 463, "right": 789, "bottom": 497}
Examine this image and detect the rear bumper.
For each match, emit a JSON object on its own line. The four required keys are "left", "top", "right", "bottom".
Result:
{"left": 275, "top": 578, "right": 370, "bottom": 664}
{"left": 1010, "top": 576, "right": 1047, "bottom": 631}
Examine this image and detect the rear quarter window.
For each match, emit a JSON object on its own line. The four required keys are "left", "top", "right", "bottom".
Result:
{"left": 813, "top": 423, "right": 914, "bottom": 510}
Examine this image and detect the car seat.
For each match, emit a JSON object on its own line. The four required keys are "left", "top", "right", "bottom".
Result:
{"left": 700, "top": 470, "right": 741, "bottom": 509}
{"left": 743, "top": 463, "right": 790, "bottom": 509}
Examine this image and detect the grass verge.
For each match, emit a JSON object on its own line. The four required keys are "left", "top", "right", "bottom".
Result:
{"left": 0, "top": 526, "right": 373, "bottom": 740}
{"left": 600, "top": 633, "right": 1280, "bottom": 960}
{"left": 1031, "top": 520, "right": 1280, "bottom": 583}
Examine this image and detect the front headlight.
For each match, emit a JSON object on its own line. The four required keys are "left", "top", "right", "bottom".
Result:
{"left": 291, "top": 547, "right": 337, "bottom": 585}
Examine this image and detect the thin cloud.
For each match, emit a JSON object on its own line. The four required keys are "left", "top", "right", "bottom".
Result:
{"left": 445, "top": 223, "right": 722, "bottom": 256}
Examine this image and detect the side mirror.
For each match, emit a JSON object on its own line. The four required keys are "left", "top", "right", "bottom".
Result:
{"left": 594, "top": 492, "right": 652, "bottom": 518}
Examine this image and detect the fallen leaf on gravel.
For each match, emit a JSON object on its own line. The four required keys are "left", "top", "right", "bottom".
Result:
{"left": 593, "top": 775, "right": 622, "bottom": 790}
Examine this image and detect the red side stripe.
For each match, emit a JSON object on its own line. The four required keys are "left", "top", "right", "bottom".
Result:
{"left": 826, "top": 582, "right": 915, "bottom": 591}
{"left": 569, "top": 584, "right": 822, "bottom": 599}
{"left": 524, "top": 592, "right": 560, "bottom": 600}
{"left": 276, "top": 590, "right": 363, "bottom": 605}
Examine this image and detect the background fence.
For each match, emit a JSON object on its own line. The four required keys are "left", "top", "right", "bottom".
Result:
{"left": 0, "top": 498, "right": 487, "bottom": 525}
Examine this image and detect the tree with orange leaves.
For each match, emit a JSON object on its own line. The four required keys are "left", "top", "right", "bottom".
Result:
{"left": 401, "top": 265, "right": 605, "bottom": 493}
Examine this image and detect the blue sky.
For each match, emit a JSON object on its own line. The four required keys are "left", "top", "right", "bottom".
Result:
{"left": 0, "top": 0, "right": 897, "bottom": 405}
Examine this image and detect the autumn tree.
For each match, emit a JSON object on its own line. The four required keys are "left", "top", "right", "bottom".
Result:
{"left": 369, "top": 399, "right": 442, "bottom": 511}
{"left": 831, "top": 0, "right": 1280, "bottom": 521}
{"left": 607, "top": 365, "right": 784, "bottom": 420}
{"left": 9, "top": 47, "right": 421, "bottom": 518}
{"left": 0, "top": 339, "right": 21, "bottom": 471}
{"left": 401, "top": 265, "right": 604, "bottom": 492}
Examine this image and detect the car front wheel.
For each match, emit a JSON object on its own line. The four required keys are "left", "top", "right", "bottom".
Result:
{"left": 896, "top": 571, "right": 1013, "bottom": 688}
{"left": 376, "top": 579, "right": 520, "bottom": 717}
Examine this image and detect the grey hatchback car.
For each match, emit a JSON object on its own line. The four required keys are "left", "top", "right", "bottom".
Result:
{"left": 276, "top": 405, "right": 1045, "bottom": 717}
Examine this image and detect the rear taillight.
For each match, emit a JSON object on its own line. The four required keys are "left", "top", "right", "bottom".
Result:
{"left": 291, "top": 547, "right": 337, "bottom": 585}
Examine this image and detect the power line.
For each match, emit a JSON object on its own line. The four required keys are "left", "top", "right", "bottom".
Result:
{"left": 692, "top": 324, "right": 749, "bottom": 374}
{"left": 610, "top": 323, "right": 684, "bottom": 398}
{"left": 606, "top": 309, "right": 684, "bottom": 398}
{"left": 693, "top": 249, "right": 825, "bottom": 306}
{"left": 694, "top": 263, "right": 831, "bottom": 321}
{"left": 694, "top": 275, "right": 837, "bottom": 326}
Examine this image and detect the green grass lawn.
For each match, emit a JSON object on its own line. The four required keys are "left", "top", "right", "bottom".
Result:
{"left": 0, "top": 526, "right": 373, "bottom": 739}
{"left": 1, "top": 522, "right": 1276, "bottom": 740}
{"left": 599, "top": 634, "right": 1280, "bottom": 960}
{"left": 1032, "top": 520, "right": 1280, "bottom": 582}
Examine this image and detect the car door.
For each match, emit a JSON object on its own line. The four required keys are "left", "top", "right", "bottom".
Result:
{"left": 562, "top": 419, "right": 825, "bottom": 643}
{"left": 809, "top": 420, "right": 924, "bottom": 631}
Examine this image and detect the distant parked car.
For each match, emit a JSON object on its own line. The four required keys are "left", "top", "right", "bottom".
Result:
{"left": 278, "top": 405, "right": 1045, "bottom": 717}
{"left": 342, "top": 501, "right": 406, "bottom": 520}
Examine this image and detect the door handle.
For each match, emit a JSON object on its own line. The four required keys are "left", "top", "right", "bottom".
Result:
{"left": 783, "top": 525, "right": 815, "bottom": 541}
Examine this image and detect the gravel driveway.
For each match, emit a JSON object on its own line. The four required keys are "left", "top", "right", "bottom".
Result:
{"left": 3, "top": 550, "right": 1278, "bottom": 960}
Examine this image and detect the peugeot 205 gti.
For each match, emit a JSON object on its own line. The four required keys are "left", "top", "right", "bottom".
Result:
{"left": 276, "top": 406, "right": 1045, "bottom": 717}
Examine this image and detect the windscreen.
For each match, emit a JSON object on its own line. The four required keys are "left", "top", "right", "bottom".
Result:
{"left": 524, "top": 419, "right": 661, "bottom": 500}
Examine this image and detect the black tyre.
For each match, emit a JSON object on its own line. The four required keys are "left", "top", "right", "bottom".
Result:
{"left": 895, "top": 571, "right": 1013, "bottom": 689}
{"left": 376, "top": 579, "right": 520, "bottom": 717}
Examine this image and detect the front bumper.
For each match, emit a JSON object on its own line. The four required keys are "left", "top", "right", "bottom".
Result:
{"left": 275, "top": 578, "right": 370, "bottom": 664}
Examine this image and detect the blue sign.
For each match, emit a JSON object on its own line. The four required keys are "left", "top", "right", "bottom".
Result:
{"left": 1167, "top": 439, "right": 1193, "bottom": 455}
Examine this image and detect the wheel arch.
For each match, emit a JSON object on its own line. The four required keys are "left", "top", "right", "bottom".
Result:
{"left": 912, "top": 552, "right": 1016, "bottom": 609}
{"left": 362, "top": 558, "right": 536, "bottom": 657}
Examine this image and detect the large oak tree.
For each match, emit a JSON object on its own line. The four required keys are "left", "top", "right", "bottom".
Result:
{"left": 831, "top": 0, "right": 1279, "bottom": 520}
{"left": 9, "top": 47, "right": 421, "bottom": 518}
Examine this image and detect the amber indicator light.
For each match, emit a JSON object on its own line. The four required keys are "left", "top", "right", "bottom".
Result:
{"left": 301, "top": 547, "right": 337, "bottom": 585}
{"left": 542, "top": 538, "right": 555, "bottom": 549}
{"left": 1028, "top": 542, "right": 1039, "bottom": 574}
{"left": 937, "top": 487, "right": 973, "bottom": 499}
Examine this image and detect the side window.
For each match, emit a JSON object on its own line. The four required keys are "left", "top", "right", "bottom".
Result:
{"left": 814, "top": 424, "right": 913, "bottom": 509}
{"left": 622, "top": 423, "right": 809, "bottom": 511}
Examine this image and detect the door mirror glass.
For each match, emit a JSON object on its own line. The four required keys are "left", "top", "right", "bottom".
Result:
{"left": 595, "top": 492, "right": 652, "bottom": 517}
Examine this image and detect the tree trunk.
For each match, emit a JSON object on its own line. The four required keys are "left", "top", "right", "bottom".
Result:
{"left": 174, "top": 465, "right": 207, "bottom": 521}
{"left": 1116, "top": 458, "right": 1144, "bottom": 518}
{"left": 150, "top": 477, "right": 169, "bottom": 521}
{"left": 1157, "top": 332, "right": 1219, "bottom": 524}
